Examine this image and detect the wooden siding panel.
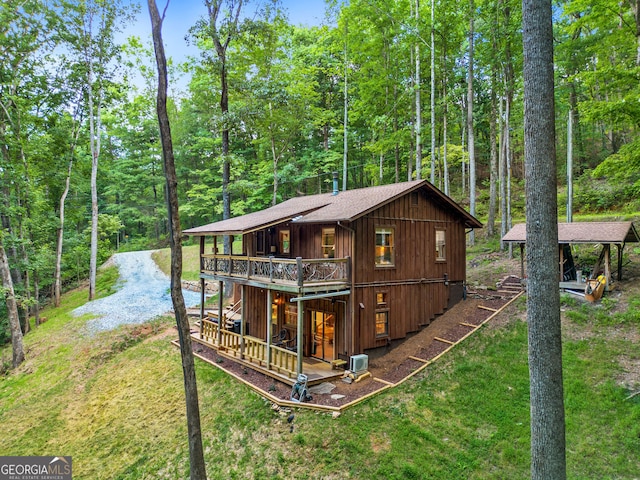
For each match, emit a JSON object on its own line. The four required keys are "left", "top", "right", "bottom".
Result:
{"left": 348, "top": 190, "right": 470, "bottom": 353}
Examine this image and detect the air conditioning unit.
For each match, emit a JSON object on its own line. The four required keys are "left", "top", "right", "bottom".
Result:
{"left": 349, "top": 354, "right": 368, "bottom": 374}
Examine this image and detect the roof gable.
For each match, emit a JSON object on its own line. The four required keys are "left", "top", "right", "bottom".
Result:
{"left": 184, "top": 180, "right": 482, "bottom": 236}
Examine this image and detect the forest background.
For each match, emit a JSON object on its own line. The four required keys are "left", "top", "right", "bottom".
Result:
{"left": 2, "top": 0, "right": 640, "bottom": 343}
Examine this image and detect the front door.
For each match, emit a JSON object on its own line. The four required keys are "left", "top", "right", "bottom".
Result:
{"left": 311, "top": 310, "right": 335, "bottom": 362}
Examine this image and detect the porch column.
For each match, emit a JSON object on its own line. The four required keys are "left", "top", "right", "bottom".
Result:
{"left": 199, "top": 237, "right": 205, "bottom": 324}
{"left": 617, "top": 244, "right": 624, "bottom": 281}
{"left": 297, "top": 298, "right": 303, "bottom": 375}
{"left": 240, "top": 284, "right": 246, "bottom": 358}
{"left": 604, "top": 244, "right": 611, "bottom": 291}
{"left": 520, "top": 243, "right": 525, "bottom": 280}
{"left": 217, "top": 280, "right": 223, "bottom": 346}
{"left": 266, "top": 289, "right": 272, "bottom": 369}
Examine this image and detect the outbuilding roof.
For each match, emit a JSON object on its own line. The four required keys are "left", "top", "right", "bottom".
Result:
{"left": 501, "top": 221, "right": 639, "bottom": 244}
{"left": 183, "top": 180, "right": 482, "bottom": 236}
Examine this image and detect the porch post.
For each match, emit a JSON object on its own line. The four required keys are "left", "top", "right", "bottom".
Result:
{"left": 217, "top": 280, "right": 223, "bottom": 346}
{"left": 617, "top": 244, "right": 623, "bottom": 281}
{"left": 604, "top": 243, "right": 611, "bottom": 290}
{"left": 266, "top": 289, "right": 272, "bottom": 369}
{"left": 520, "top": 243, "right": 525, "bottom": 279}
{"left": 240, "top": 284, "right": 246, "bottom": 358}
{"left": 296, "top": 298, "right": 303, "bottom": 375}
{"left": 199, "top": 237, "right": 205, "bottom": 324}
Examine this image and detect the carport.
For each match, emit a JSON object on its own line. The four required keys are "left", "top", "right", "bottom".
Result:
{"left": 502, "top": 221, "right": 639, "bottom": 289}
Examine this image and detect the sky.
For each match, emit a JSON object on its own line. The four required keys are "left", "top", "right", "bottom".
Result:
{"left": 123, "top": 0, "right": 331, "bottom": 71}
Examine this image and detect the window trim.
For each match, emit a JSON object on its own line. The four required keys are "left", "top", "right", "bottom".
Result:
{"left": 375, "top": 226, "right": 395, "bottom": 267}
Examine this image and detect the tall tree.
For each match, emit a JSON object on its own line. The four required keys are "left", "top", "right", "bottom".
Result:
{"left": 522, "top": 0, "right": 566, "bottom": 478}
{"left": 66, "top": 0, "right": 128, "bottom": 300}
{"left": 148, "top": 1, "right": 207, "bottom": 478}
{"left": 415, "top": 0, "right": 423, "bottom": 179}
{"left": 467, "top": 0, "right": 476, "bottom": 244}
{"left": 430, "top": 0, "right": 436, "bottom": 185}
{"left": 0, "top": 238, "right": 24, "bottom": 368}
{"left": 200, "top": 0, "right": 244, "bottom": 255}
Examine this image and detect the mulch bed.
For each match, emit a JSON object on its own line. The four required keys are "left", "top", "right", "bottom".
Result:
{"left": 183, "top": 286, "right": 522, "bottom": 411}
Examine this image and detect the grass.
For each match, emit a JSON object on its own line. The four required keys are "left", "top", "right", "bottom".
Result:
{"left": 1, "top": 255, "right": 640, "bottom": 478}
{"left": 152, "top": 245, "right": 201, "bottom": 281}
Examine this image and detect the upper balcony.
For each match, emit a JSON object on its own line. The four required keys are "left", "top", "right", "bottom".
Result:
{"left": 200, "top": 254, "right": 351, "bottom": 292}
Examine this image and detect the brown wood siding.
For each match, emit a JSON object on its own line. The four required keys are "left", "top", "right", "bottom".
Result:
{"left": 233, "top": 186, "right": 473, "bottom": 357}
{"left": 349, "top": 190, "right": 468, "bottom": 353}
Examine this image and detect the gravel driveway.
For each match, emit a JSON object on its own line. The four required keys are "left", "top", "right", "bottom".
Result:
{"left": 73, "top": 250, "right": 202, "bottom": 333}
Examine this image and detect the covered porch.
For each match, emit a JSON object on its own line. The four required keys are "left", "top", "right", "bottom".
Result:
{"left": 192, "top": 317, "right": 344, "bottom": 385}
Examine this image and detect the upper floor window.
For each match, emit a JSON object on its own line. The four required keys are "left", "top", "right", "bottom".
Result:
{"left": 279, "top": 230, "right": 290, "bottom": 254}
{"left": 375, "top": 227, "right": 394, "bottom": 266}
{"left": 322, "top": 228, "right": 335, "bottom": 258}
{"left": 436, "top": 229, "right": 446, "bottom": 261}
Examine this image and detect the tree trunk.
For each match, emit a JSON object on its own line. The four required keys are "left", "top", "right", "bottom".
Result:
{"left": 499, "top": 97, "right": 507, "bottom": 250}
{"left": 148, "top": 2, "right": 207, "bottom": 479}
{"left": 442, "top": 42, "right": 450, "bottom": 196}
{"left": 415, "top": 0, "right": 422, "bottom": 180}
{"left": 522, "top": 0, "right": 567, "bottom": 478}
{"left": 467, "top": 0, "right": 476, "bottom": 245}
{"left": 430, "top": 0, "right": 436, "bottom": 185}
{"left": 205, "top": 0, "right": 243, "bottom": 297}
{"left": 1, "top": 240, "right": 25, "bottom": 368}
{"left": 55, "top": 158, "right": 73, "bottom": 307}
{"left": 86, "top": 42, "right": 102, "bottom": 301}
{"left": 487, "top": 75, "right": 498, "bottom": 237}
{"left": 343, "top": 19, "right": 349, "bottom": 191}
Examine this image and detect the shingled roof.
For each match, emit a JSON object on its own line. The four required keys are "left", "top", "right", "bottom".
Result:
{"left": 183, "top": 180, "right": 482, "bottom": 236}
{"left": 502, "top": 222, "right": 639, "bottom": 244}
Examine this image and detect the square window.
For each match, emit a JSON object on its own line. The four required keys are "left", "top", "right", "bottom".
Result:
{"left": 375, "top": 228, "right": 394, "bottom": 266}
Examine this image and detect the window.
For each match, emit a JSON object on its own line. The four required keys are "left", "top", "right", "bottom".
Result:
{"left": 375, "top": 292, "right": 389, "bottom": 337}
{"left": 279, "top": 230, "right": 290, "bottom": 254}
{"left": 435, "top": 229, "right": 446, "bottom": 261}
{"left": 256, "top": 230, "right": 265, "bottom": 255}
{"left": 322, "top": 228, "right": 335, "bottom": 258}
{"left": 284, "top": 303, "right": 297, "bottom": 326}
{"left": 375, "top": 228, "right": 394, "bottom": 266}
{"left": 375, "top": 312, "right": 389, "bottom": 337}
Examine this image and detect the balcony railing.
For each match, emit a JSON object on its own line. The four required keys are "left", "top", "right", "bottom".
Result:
{"left": 201, "top": 254, "right": 350, "bottom": 287}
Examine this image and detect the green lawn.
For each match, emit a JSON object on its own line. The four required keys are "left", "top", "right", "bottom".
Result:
{"left": 1, "top": 258, "right": 639, "bottom": 479}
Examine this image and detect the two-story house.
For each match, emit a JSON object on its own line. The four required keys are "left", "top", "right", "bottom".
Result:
{"left": 184, "top": 179, "right": 481, "bottom": 383}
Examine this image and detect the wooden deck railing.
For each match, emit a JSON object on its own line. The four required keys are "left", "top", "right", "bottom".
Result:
{"left": 201, "top": 254, "right": 350, "bottom": 287}
{"left": 199, "top": 318, "right": 297, "bottom": 378}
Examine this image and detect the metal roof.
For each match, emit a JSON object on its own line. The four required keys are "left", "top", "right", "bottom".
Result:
{"left": 183, "top": 180, "right": 482, "bottom": 236}
{"left": 501, "top": 221, "right": 639, "bottom": 244}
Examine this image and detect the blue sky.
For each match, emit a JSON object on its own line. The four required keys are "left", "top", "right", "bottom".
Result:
{"left": 125, "top": 0, "right": 330, "bottom": 65}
